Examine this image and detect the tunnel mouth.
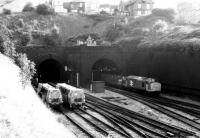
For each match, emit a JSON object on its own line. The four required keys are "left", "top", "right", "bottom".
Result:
{"left": 38, "top": 59, "right": 61, "bottom": 83}
{"left": 92, "top": 59, "right": 119, "bottom": 81}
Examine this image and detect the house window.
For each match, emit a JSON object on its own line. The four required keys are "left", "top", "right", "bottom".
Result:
{"left": 80, "top": 3, "right": 83, "bottom": 7}
{"left": 142, "top": 10, "right": 145, "bottom": 15}
{"left": 146, "top": 10, "right": 151, "bottom": 15}
{"left": 138, "top": 4, "right": 141, "bottom": 9}
{"left": 137, "top": 10, "right": 141, "bottom": 15}
{"left": 146, "top": 4, "right": 150, "bottom": 9}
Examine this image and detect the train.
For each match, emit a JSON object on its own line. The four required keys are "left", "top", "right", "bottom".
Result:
{"left": 37, "top": 83, "right": 63, "bottom": 108}
{"left": 56, "top": 83, "right": 86, "bottom": 108}
{"left": 37, "top": 83, "right": 86, "bottom": 109}
{"left": 100, "top": 73, "right": 161, "bottom": 94}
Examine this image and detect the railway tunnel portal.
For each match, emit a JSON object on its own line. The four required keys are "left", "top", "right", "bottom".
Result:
{"left": 17, "top": 46, "right": 126, "bottom": 88}
{"left": 38, "top": 59, "right": 62, "bottom": 83}
{"left": 17, "top": 45, "right": 200, "bottom": 95}
{"left": 92, "top": 58, "right": 120, "bottom": 81}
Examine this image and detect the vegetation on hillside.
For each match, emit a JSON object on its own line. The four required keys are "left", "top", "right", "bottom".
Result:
{"left": 0, "top": 15, "right": 35, "bottom": 86}
{"left": 36, "top": 3, "right": 55, "bottom": 15}
{"left": 2, "top": 4, "right": 200, "bottom": 51}
{"left": 104, "top": 8, "right": 200, "bottom": 55}
{"left": 22, "top": 2, "right": 35, "bottom": 12}
{"left": 3, "top": 8, "right": 11, "bottom": 15}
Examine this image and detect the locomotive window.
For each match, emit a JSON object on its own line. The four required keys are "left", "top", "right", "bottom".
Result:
{"left": 41, "top": 88, "right": 46, "bottom": 93}
{"left": 60, "top": 87, "right": 65, "bottom": 94}
{"left": 142, "top": 82, "right": 145, "bottom": 87}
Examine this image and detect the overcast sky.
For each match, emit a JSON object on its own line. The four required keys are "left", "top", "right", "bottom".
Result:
{"left": 1, "top": 0, "right": 200, "bottom": 12}
{"left": 97, "top": 0, "right": 200, "bottom": 9}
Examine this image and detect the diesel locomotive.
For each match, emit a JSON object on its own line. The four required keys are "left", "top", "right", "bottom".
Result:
{"left": 100, "top": 73, "right": 161, "bottom": 94}
{"left": 56, "top": 83, "right": 86, "bottom": 108}
{"left": 37, "top": 83, "right": 63, "bottom": 108}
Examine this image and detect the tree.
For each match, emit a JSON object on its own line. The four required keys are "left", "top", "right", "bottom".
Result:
{"left": 104, "top": 23, "right": 124, "bottom": 42}
{"left": 177, "top": 2, "right": 193, "bottom": 12}
{"left": 152, "top": 8, "right": 175, "bottom": 23}
{"left": 176, "top": 2, "right": 193, "bottom": 24}
{"left": 22, "top": 2, "right": 35, "bottom": 12}
{"left": 3, "top": 8, "right": 11, "bottom": 15}
{"left": 36, "top": 4, "right": 55, "bottom": 15}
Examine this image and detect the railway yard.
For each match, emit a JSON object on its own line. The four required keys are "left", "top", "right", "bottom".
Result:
{"left": 51, "top": 86, "right": 200, "bottom": 138}
{"left": 3, "top": 2, "right": 200, "bottom": 137}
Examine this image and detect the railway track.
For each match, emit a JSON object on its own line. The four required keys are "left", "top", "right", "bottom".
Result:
{"left": 158, "top": 96, "right": 200, "bottom": 110}
{"left": 106, "top": 87, "right": 200, "bottom": 133}
{"left": 87, "top": 103, "right": 168, "bottom": 138}
{"left": 78, "top": 108, "right": 134, "bottom": 138}
{"left": 60, "top": 106, "right": 144, "bottom": 138}
{"left": 85, "top": 93, "right": 196, "bottom": 138}
{"left": 61, "top": 108, "right": 97, "bottom": 138}
{"left": 157, "top": 96, "right": 200, "bottom": 117}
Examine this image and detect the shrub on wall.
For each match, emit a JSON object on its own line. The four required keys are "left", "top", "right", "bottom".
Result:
{"left": 36, "top": 4, "right": 55, "bottom": 15}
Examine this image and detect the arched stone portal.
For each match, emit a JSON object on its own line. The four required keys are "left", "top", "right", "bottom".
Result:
{"left": 92, "top": 58, "right": 119, "bottom": 81}
{"left": 38, "top": 59, "right": 62, "bottom": 83}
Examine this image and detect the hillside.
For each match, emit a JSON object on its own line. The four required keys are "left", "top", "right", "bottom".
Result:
{"left": 0, "top": 12, "right": 122, "bottom": 46}
{"left": 1, "top": 8, "right": 200, "bottom": 48}
{"left": 0, "top": 53, "right": 76, "bottom": 138}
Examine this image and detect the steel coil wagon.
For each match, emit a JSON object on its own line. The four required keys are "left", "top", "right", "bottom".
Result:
{"left": 37, "top": 83, "right": 63, "bottom": 108}
{"left": 56, "top": 83, "right": 85, "bottom": 108}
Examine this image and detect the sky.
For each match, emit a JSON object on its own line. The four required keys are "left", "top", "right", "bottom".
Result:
{"left": 96, "top": 0, "right": 200, "bottom": 9}
{"left": 1, "top": 0, "right": 200, "bottom": 12}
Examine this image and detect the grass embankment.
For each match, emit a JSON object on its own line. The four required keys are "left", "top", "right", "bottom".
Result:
{"left": 0, "top": 54, "right": 76, "bottom": 138}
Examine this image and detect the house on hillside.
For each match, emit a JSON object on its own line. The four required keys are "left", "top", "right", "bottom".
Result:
{"left": 63, "top": 1, "right": 85, "bottom": 13}
{"left": 48, "top": 0, "right": 100, "bottom": 14}
{"left": 85, "top": 1, "right": 100, "bottom": 15}
{"left": 119, "top": 0, "right": 154, "bottom": 17}
{"left": 99, "top": 4, "right": 118, "bottom": 15}
{"left": 50, "top": 0, "right": 67, "bottom": 13}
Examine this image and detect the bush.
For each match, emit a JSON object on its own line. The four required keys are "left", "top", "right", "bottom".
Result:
{"left": 0, "top": 24, "right": 35, "bottom": 86}
{"left": 22, "top": 2, "right": 35, "bottom": 12}
{"left": 15, "top": 53, "right": 36, "bottom": 86}
{"left": 36, "top": 4, "right": 55, "bottom": 15}
{"left": 19, "top": 32, "right": 32, "bottom": 46}
{"left": 104, "top": 24, "right": 124, "bottom": 42}
{"left": 51, "top": 24, "right": 60, "bottom": 37}
{"left": 152, "top": 8, "right": 175, "bottom": 23}
{"left": 3, "top": 8, "right": 11, "bottom": 15}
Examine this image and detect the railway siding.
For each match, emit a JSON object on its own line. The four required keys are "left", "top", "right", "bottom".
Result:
{"left": 84, "top": 89, "right": 200, "bottom": 137}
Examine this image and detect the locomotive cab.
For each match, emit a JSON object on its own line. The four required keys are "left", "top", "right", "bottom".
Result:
{"left": 126, "top": 76, "right": 161, "bottom": 94}
{"left": 146, "top": 81, "right": 161, "bottom": 93}
{"left": 56, "top": 83, "right": 85, "bottom": 109}
{"left": 37, "top": 83, "right": 63, "bottom": 108}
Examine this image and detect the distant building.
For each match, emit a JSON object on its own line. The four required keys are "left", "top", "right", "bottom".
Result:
{"left": 85, "top": 1, "right": 100, "bottom": 14}
{"left": 119, "top": 0, "right": 154, "bottom": 17}
{"left": 76, "top": 35, "right": 97, "bottom": 46}
{"left": 51, "top": 0, "right": 67, "bottom": 12}
{"left": 63, "top": 1, "right": 85, "bottom": 13}
{"left": 99, "top": 4, "right": 118, "bottom": 15}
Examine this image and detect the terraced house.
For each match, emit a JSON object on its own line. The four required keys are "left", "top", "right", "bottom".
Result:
{"left": 119, "top": 0, "right": 154, "bottom": 17}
